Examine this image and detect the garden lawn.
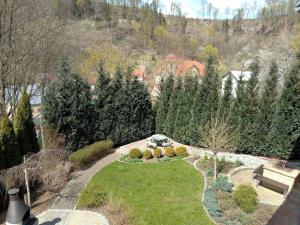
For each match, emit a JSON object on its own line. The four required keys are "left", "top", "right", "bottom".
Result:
{"left": 78, "top": 160, "right": 215, "bottom": 225}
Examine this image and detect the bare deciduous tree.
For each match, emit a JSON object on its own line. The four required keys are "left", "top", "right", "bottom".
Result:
{"left": 202, "top": 115, "right": 236, "bottom": 180}
{"left": 0, "top": 0, "right": 66, "bottom": 116}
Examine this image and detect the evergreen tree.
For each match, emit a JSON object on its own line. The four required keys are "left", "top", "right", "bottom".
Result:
{"left": 267, "top": 58, "right": 300, "bottom": 159}
{"left": 232, "top": 75, "right": 246, "bottom": 147}
{"left": 174, "top": 75, "right": 198, "bottom": 144}
{"left": 94, "top": 61, "right": 111, "bottom": 141}
{"left": 155, "top": 75, "right": 174, "bottom": 134}
{"left": 66, "top": 73, "right": 93, "bottom": 151}
{"left": 165, "top": 77, "right": 182, "bottom": 138}
{"left": 189, "top": 57, "right": 221, "bottom": 145}
{"left": 0, "top": 114, "right": 20, "bottom": 168}
{"left": 252, "top": 62, "right": 279, "bottom": 155}
{"left": 220, "top": 72, "right": 233, "bottom": 118}
{"left": 238, "top": 60, "right": 259, "bottom": 154}
{"left": 14, "top": 92, "right": 40, "bottom": 155}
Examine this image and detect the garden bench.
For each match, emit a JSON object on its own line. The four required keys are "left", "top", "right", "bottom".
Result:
{"left": 252, "top": 168, "right": 289, "bottom": 197}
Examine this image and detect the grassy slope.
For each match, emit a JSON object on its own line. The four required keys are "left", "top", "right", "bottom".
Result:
{"left": 79, "top": 160, "right": 214, "bottom": 225}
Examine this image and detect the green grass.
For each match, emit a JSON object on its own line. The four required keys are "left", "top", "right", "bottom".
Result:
{"left": 78, "top": 160, "right": 215, "bottom": 225}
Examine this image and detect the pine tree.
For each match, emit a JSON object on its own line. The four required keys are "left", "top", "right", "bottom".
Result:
{"left": 14, "top": 92, "right": 40, "bottom": 155}
{"left": 94, "top": 61, "right": 111, "bottom": 141}
{"left": 267, "top": 58, "right": 300, "bottom": 159}
{"left": 238, "top": 60, "right": 259, "bottom": 154}
{"left": 232, "top": 75, "right": 246, "bottom": 147}
{"left": 0, "top": 114, "right": 20, "bottom": 168}
{"left": 220, "top": 72, "right": 233, "bottom": 118}
{"left": 165, "top": 77, "right": 182, "bottom": 138}
{"left": 155, "top": 75, "right": 174, "bottom": 134}
{"left": 66, "top": 73, "right": 93, "bottom": 151}
{"left": 173, "top": 75, "right": 198, "bottom": 144}
{"left": 189, "top": 57, "right": 221, "bottom": 145}
{"left": 252, "top": 62, "right": 279, "bottom": 156}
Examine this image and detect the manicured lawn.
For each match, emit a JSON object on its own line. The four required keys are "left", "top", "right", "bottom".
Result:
{"left": 78, "top": 160, "right": 215, "bottom": 225}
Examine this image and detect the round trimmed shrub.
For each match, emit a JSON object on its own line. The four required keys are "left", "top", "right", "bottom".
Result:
{"left": 165, "top": 147, "right": 175, "bottom": 157}
{"left": 143, "top": 149, "right": 153, "bottom": 160}
{"left": 175, "top": 146, "right": 188, "bottom": 157}
{"left": 233, "top": 185, "right": 258, "bottom": 213}
{"left": 129, "top": 148, "right": 143, "bottom": 159}
{"left": 153, "top": 148, "right": 162, "bottom": 158}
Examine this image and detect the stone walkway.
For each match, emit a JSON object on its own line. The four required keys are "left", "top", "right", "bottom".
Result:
{"left": 52, "top": 152, "right": 119, "bottom": 209}
{"left": 37, "top": 209, "right": 109, "bottom": 225}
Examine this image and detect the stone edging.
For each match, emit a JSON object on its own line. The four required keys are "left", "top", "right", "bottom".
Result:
{"left": 37, "top": 209, "right": 110, "bottom": 225}
{"left": 117, "top": 155, "right": 190, "bottom": 164}
{"left": 193, "top": 159, "right": 217, "bottom": 225}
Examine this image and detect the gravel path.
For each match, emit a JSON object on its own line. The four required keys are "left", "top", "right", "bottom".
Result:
{"left": 51, "top": 152, "right": 119, "bottom": 209}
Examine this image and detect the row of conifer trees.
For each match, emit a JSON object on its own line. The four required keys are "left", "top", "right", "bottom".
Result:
{"left": 43, "top": 57, "right": 155, "bottom": 152}
{"left": 155, "top": 57, "right": 300, "bottom": 159}
{"left": 0, "top": 93, "right": 40, "bottom": 170}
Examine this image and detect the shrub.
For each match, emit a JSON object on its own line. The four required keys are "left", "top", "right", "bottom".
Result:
{"left": 69, "top": 140, "right": 114, "bottom": 168}
{"left": 153, "top": 148, "right": 162, "bottom": 158}
{"left": 204, "top": 188, "right": 222, "bottom": 218}
{"left": 165, "top": 147, "right": 175, "bottom": 157}
{"left": 233, "top": 185, "right": 258, "bottom": 213}
{"left": 143, "top": 149, "right": 153, "bottom": 160}
{"left": 129, "top": 148, "right": 143, "bottom": 159}
{"left": 206, "top": 168, "right": 214, "bottom": 177}
{"left": 212, "top": 176, "right": 233, "bottom": 192}
{"left": 175, "top": 146, "right": 188, "bottom": 157}
{"left": 235, "top": 160, "right": 244, "bottom": 166}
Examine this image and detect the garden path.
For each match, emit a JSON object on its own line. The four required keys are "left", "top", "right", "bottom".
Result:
{"left": 51, "top": 152, "right": 119, "bottom": 209}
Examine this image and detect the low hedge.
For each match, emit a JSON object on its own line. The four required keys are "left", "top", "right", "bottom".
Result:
{"left": 154, "top": 148, "right": 162, "bottom": 158}
{"left": 165, "top": 147, "right": 175, "bottom": 157}
{"left": 129, "top": 148, "right": 143, "bottom": 159}
{"left": 233, "top": 185, "right": 258, "bottom": 213}
{"left": 70, "top": 140, "right": 114, "bottom": 168}
{"left": 144, "top": 149, "right": 153, "bottom": 160}
{"left": 175, "top": 146, "right": 187, "bottom": 157}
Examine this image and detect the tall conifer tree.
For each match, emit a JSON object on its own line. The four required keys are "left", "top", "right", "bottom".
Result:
{"left": 220, "top": 72, "right": 233, "bottom": 118}
{"left": 1, "top": 114, "right": 20, "bottom": 168}
{"left": 14, "top": 92, "right": 40, "bottom": 155}
{"left": 165, "top": 77, "right": 182, "bottom": 138}
{"left": 155, "top": 75, "right": 174, "bottom": 134}
{"left": 238, "top": 60, "right": 259, "bottom": 154}
{"left": 252, "top": 62, "right": 279, "bottom": 155}
{"left": 267, "top": 58, "right": 300, "bottom": 159}
{"left": 94, "top": 61, "right": 111, "bottom": 141}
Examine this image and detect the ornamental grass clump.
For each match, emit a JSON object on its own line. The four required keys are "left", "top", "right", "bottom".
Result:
{"left": 143, "top": 149, "right": 153, "bottom": 160}
{"left": 129, "top": 148, "right": 143, "bottom": 159}
{"left": 233, "top": 185, "right": 258, "bottom": 213}
{"left": 69, "top": 140, "right": 114, "bottom": 168}
{"left": 165, "top": 147, "right": 175, "bottom": 157}
{"left": 153, "top": 148, "right": 162, "bottom": 158}
{"left": 175, "top": 146, "right": 188, "bottom": 157}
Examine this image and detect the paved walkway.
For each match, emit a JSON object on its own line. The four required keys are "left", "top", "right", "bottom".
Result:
{"left": 38, "top": 209, "right": 109, "bottom": 225}
{"left": 51, "top": 152, "right": 119, "bottom": 209}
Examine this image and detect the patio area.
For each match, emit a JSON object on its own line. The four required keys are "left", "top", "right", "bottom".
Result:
{"left": 231, "top": 169, "right": 285, "bottom": 206}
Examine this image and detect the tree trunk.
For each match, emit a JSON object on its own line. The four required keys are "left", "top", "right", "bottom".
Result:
{"left": 214, "top": 154, "right": 217, "bottom": 181}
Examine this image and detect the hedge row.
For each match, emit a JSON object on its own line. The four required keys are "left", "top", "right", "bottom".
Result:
{"left": 128, "top": 146, "right": 187, "bottom": 160}
{"left": 69, "top": 140, "right": 114, "bottom": 168}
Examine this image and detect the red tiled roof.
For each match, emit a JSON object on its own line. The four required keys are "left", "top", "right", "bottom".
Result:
{"left": 132, "top": 69, "right": 145, "bottom": 78}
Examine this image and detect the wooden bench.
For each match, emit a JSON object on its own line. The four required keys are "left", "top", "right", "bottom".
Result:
{"left": 252, "top": 167, "right": 289, "bottom": 197}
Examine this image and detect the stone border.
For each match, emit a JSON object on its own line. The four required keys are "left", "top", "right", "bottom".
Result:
{"left": 117, "top": 154, "right": 190, "bottom": 164}
{"left": 193, "top": 159, "right": 217, "bottom": 225}
{"left": 37, "top": 209, "right": 110, "bottom": 225}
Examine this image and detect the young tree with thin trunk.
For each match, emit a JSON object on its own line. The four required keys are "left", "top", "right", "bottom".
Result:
{"left": 202, "top": 115, "right": 236, "bottom": 180}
